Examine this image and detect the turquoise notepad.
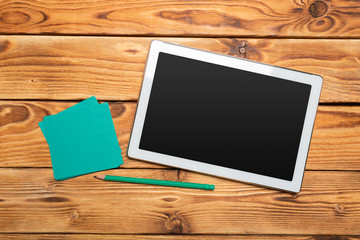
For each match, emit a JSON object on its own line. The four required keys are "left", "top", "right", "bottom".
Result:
{"left": 39, "top": 96, "right": 123, "bottom": 180}
{"left": 39, "top": 96, "right": 98, "bottom": 141}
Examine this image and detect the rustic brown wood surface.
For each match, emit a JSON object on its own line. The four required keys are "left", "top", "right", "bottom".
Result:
{"left": 1, "top": 101, "right": 360, "bottom": 170}
{"left": 1, "top": 36, "right": 360, "bottom": 102}
{"left": 0, "top": 168, "right": 359, "bottom": 234}
{"left": 0, "top": 0, "right": 359, "bottom": 37}
{"left": 0, "top": 0, "right": 359, "bottom": 238}
{"left": 1, "top": 236, "right": 359, "bottom": 240}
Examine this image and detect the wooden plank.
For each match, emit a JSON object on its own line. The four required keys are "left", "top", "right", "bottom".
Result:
{"left": 1, "top": 36, "right": 360, "bottom": 103}
{"left": 0, "top": 168, "right": 359, "bottom": 234}
{"left": 308, "top": 106, "right": 360, "bottom": 170}
{"left": 0, "top": 0, "right": 359, "bottom": 37}
{"left": 0, "top": 234, "right": 359, "bottom": 240}
{"left": 1, "top": 101, "right": 360, "bottom": 170}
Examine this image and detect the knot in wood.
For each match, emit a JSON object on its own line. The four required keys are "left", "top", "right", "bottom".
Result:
{"left": 334, "top": 203, "right": 345, "bottom": 215}
{"left": 309, "top": 1, "right": 328, "bottom": 18}
{"left": 69, "top": 209, "right": 80, "bottom": 222}
{"left": 0, "top": 40, "right": 11, "bottom": 53}
{"left": 1, "top": 11, "right": 30, "bottom": 25}
{"left": 164, "top": 212, "right": 188, "bottom": 234}
{"left": 0, "top": 105, "right": 29, "bottom": 127}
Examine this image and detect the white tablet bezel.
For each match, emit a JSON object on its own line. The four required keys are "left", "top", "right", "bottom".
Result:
{"left": 128, "top": 40, "right": 323, "bottom": 193}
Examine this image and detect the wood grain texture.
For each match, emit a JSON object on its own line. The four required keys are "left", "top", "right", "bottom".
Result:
{"left": 0, "top": 0, "right": 359, "bottom": 37}
{"left": 308, "top": 106, "right": 360, "bottom": 170}
{"left": 1, "top": 0, "right": 359, "bottom": 238}
{"left": 1, "top": 234, "right": 360, "bottom": 240}
{"left": 1, "top": 101, "right": 360, "bottom": 170}
{"left": 1, "top": 36, "right": 360, "bottom": 103}
{"left": 0, "top": 168, "right": 359, "bottom": 234}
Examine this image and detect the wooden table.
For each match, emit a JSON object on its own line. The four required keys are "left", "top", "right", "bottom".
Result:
{"left": 1, "top": 0, "right": 360, "bottom": 239}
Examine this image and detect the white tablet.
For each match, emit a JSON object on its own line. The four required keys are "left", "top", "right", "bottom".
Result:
{"left": 128, "top": 40, "right": 323, "bottom": 192}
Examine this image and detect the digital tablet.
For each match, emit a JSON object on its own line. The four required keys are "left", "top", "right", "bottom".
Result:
{"left": 128, "top": 40, "right": 323, "bottom": 192}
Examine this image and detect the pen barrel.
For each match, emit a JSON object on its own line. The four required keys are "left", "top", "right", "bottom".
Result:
{"left": 104, "top": 175, "right": 215, "bottom": 190}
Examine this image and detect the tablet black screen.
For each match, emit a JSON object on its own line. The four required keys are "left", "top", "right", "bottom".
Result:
{"left": 139, "top": 53, "right": 311, "bottom": 181}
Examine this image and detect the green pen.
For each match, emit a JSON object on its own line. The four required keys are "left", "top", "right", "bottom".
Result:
{"left": 94, "top": 175, "right": 215, "bottom": 190}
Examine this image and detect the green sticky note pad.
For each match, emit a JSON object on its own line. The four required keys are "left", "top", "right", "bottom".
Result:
{"left": 39, "top": 97, "right": 123, "bottom": 180}
{"left": 39, "top": 96, "right": 99, "bottom": 142}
